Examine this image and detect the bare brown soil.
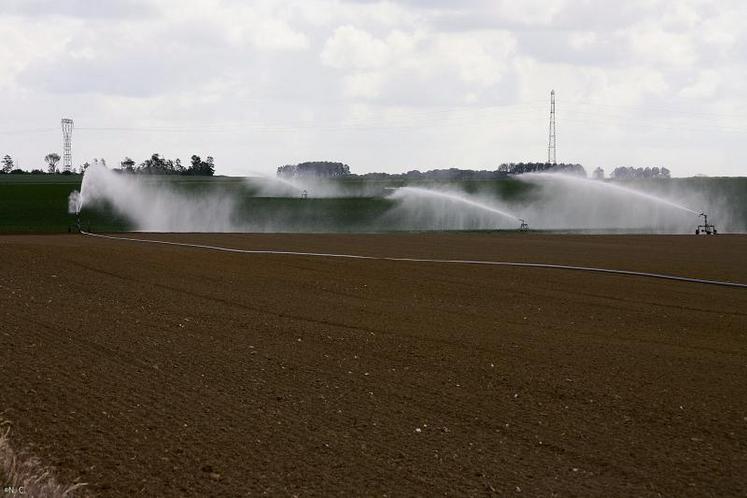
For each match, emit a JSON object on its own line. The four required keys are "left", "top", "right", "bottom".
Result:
{"left": 1, "top": 233, "right": 745, "bottom": 497}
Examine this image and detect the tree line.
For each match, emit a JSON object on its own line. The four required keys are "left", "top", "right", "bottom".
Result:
{"left": 610, "top": 166, "right": 671, "bottom": 179}
{"left": 277, "top": 161, "right": 589, "bottom": 180}
{"left": 118, "top": 154, "right": 214, "bottom": 176}
{"left": 358, "top": 168, "right": 505, "bottom": 180}
{"left": 351, "top": 162, "right": 587, "bottom": 180}
{"left": 0, "top": 153, "right": 215, "bottom": 176}
{"left": 277, "top": 161, "right": 350, "bottom": 177}
{"left": 2, "top": 152, "right": 671, "bottom": 181}
{"left": 496, "top": 162, "right": 587, "bottom": 176}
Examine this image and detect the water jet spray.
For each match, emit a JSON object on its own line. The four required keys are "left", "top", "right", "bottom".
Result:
{"left": 522, "top": 172, "right": 701, "bottom": 215}
{"left": 392, "top": 187, "right": 525, "bottom": 229}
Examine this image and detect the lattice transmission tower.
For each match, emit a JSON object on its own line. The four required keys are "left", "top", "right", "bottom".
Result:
{"left": 547, "top": 90, "right": 556, "bottom": 164}
{"left": 61, "top": 118, "right": 74, "bottom": 173}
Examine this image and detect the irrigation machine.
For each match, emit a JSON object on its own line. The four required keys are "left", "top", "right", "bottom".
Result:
{"left": 695, "top": 213, "right": 717, "bottom": 235}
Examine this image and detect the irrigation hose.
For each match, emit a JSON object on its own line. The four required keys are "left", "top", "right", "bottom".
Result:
{"left": 80, "top": 231, "right": 747, "bottom": 290}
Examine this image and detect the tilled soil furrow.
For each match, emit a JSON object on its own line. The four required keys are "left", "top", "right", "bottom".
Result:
{"left": 1, "top": 233, "right": 745, "bottom": 497}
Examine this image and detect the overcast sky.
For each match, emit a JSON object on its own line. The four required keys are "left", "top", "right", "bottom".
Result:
{"left": 1, "top": 0, "right": 745, "bottom": 177}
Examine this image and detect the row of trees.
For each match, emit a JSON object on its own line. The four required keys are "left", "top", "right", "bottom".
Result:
{"left": 0, "top": 154, "right": 47, "bottom": 174}
{"left": 610, "top": 166, "right": 671, "bottom": 179}
{"left": 117, "top": 154, "right": 214, "bottom": 176}
{"left": 2, "top": 155, "right": 19, "bottom": 174}
{"left": 2, "top": 153, "right": 672, "bottom": 181}
{"left": 352, "top": 162, "right": 587, "bottom": 180}
{"left": 496, "top": 162, "right": 587, "bottom": 176}
{"left": 0, "top": 153, "right": 107, "bottom": 174}
{"left": 283, "top": 162, "right": 677, "bottom": 181}
{"left": 0, "top": 153, "right": 214, "bottom": 176}
{"left": 1, "top": 153, "right": 71, "bottom": 174}
{"left": 358, "top": 168, "right": 508, "bottom": 180}
{"left": 277, "top": 161, "right": 351, "bottom": 177}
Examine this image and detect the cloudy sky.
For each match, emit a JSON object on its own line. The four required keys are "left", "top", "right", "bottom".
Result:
{"left": 1, "top": 0, "right": 745, "bottom": 177}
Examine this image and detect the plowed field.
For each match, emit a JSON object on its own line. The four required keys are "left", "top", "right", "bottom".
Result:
{"left": 1, "top": 233, "right": 745, "bottom": 496}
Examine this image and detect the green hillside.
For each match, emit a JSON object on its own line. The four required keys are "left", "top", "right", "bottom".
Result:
{"left": 1, "top": 174, "right": 744, "bottom": 233}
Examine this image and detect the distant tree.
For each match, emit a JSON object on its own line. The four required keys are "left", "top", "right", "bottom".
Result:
{"left": 9, "top": 168, "right": 26, "bottom": 174}
{"left": 611, "top": 166, "right": 671, "bottom": 179}
{"left": 277, "top": 161, "right": 351, "bottom": 178}
{"left": 185, "top": 155, "right": 214, "bottom": 176}
{"left": 610, "top": 167, "right": 627, "bottom": 179}
{"left": 139, "top": 154, "right": 169, "bottom": 174}
{"left": 592, "top": 167, "right": 605, "bottom": 180}
{"left": 2, "top": 155, "right": 14, "bottom": 174}
{"left": 121, "top": 157, "right": 135, "bottom": 173}
{"left": 44, "top": 153, "right": 61, "bottom": 174}
{"left": 189, "top": 155, "right": 202, "bottom": 175}
{"left": 174, "top": 158, "right": 184, "bottom": 174}
{"left": 204, "top": 156, "right": 215, "bottom": 176}
{"left": 495, "top": 162, "right": 586, "bottom": 177}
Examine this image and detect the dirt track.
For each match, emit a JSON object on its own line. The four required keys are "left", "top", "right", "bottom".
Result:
{"left": 1, "top": 233, "right": 746, "bottom": 497}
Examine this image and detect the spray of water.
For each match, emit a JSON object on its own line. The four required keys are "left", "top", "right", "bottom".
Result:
{"left": 66, "top": 166, "right": 740, "bottom": 233}
{"left": 246, "top": 172, "right": 305, "bottom": 197}
{"left": 524, "top": 172, "right": 700, "bottom": 214}
{"left": 272, "top": 176, "right": 305, "bottom": 192}
{"left": 245, "top": 172, "right": 391, "bottom": 198}
{"left": 68, "top": 190, "right": 82, "bottom": 214}
{"left": 514, "top": 172, "right": 712, "bottom": 231}
{"left": 387, "top": 186, "right": 524, "bottom": 229}
{"left": 69, "top": 165, "right": 241, "bottom": 231}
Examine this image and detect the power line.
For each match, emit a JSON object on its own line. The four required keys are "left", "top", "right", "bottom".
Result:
{"left": 0, "top": 128, "right": 56, "bottom": 135}
{"left": 2, "top": 98, "right": 746, "bottom": 137}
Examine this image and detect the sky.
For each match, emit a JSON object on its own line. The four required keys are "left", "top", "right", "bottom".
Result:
{"left": 0, "top": 0, "right": 745, "bottom": 177}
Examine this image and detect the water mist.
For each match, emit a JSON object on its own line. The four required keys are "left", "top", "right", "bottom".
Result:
{"left": 69, "top": 165, "right": 241, "bottom": 232}
{"left": 384, "top": 186, "right": 526, "bottom": 230}
{"left": 514, "top": 172, "right": 718, "bottom": 232}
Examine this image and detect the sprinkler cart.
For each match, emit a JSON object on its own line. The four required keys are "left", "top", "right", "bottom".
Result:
{"left": 695, "top": 213, "right": 717, "bottom": 235}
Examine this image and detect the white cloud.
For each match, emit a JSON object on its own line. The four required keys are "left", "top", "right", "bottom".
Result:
{"left": 1, "top": 0, "right": 746, "bottom": 177}
{"left": 627, "top": 24, "right": 698, "bottom": 68}
{"left": 679, "top": 69, "right": 720, "bottom": 99}
{"left": 0, "top": 0, "right": 156, "bottom": 18}
{"left": 433, "top": 32, "right": 515, "bottom": 87}
{"left": 321, "top": 27, "right": 515, "bottom": 102}
{"left": 321, "top": 25, "right": 393, "bottom": 69}
{"left": 342, "top": 71, "right": 385, "bottom": 98}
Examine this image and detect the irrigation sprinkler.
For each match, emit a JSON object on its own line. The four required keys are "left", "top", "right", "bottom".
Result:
{"left": 519, "top": 219, "right": 529, "bottom": 231}
{"left": 68, "top": 213, "right": 81, "bottom": 233}
{"left": 695, "top": 213, "right": 717, "bottom": 235}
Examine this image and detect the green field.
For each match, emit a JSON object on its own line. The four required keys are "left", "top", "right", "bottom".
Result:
{"left": 0, "top": 174, "right": 537, "bottom": 233}
{"left": 1, "top": 174, "right": 745, "bottom": 233}
{"left": 0, "top": 174, "right": 88, "bottom": 232}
